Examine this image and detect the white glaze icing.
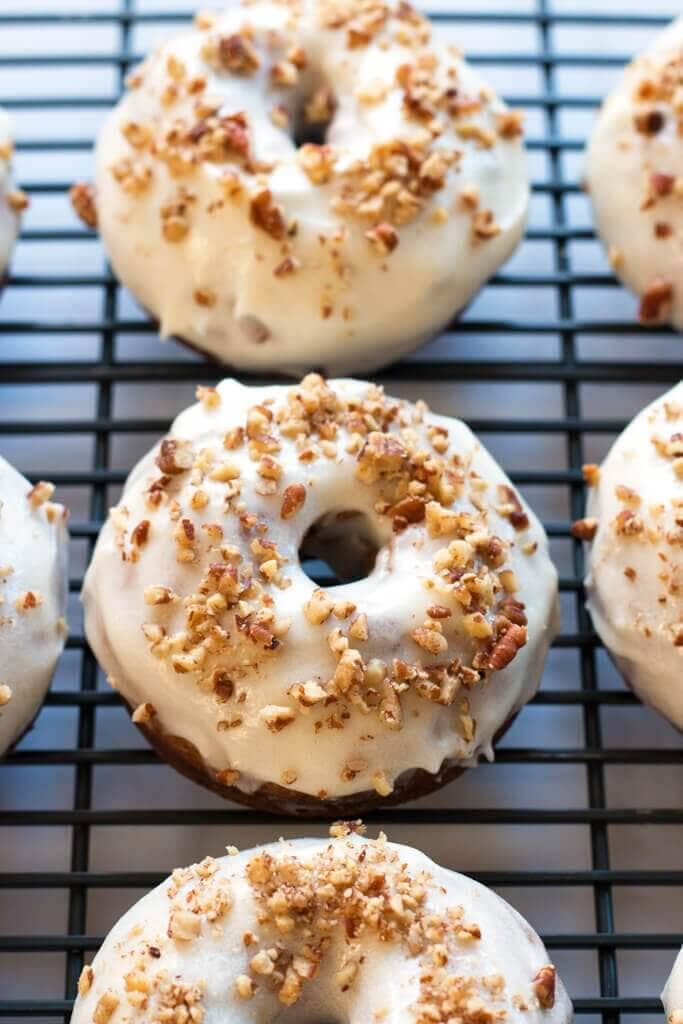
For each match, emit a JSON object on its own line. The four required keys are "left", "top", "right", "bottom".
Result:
{"left": 0, "top": 456, "right": 69, "bottom": 756}
{"left": 663, "top": 946, "right": 683, "bottom": 1024}
{"left": 584, "top": 381, "right": 683, "bottom": 730}
{"left": 68, "top": 833, "right": 573, "bottom": 1024}
{"left": 83, "top": 376, "right": 558, "bottom": 801}
{"left": 91, "top": 0, "right": 528, "bottom": 374}
{"left": 586, "top": 17, "right": 683, "bottom": 326}
{"left": 0, "top": 108, "right": 20, "bottom": 280}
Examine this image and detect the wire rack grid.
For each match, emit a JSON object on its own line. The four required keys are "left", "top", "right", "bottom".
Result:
{"left": 0, "top": 2, "right": 682, "bottom": 1023}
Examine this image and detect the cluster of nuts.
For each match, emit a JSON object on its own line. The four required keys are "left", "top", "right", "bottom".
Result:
{"left": 70, "top": 0, "right": 522, "bottom": 268}
{"left": 76, "top": 830, "right": 559, "bottom": 1023}
{"left": 109, "top": 375, "right": 535, "bottom": 773}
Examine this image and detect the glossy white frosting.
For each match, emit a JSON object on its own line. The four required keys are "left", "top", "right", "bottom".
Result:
{"left": 586, "top": 17, "right": 683, "bottom": 326}
{"left": 0, "top": 108, "right": 19, "bottom": 280}
{"left": 663, "top": 946, "right": 683, "bottom": 1024}
{"left": 584, "top": 381, "right": 683, "bottom": 730}
{"left": 93, "top": 0, "right": 528, "bottom": 374}
{"left": 68, "top": 833, "right": 573, "bottom": 1024}
{"left": 83, "top": 377, "right": 558, "bottom": 801}
{"left": 0, "top": 456, "right": 69, "bottom": 756}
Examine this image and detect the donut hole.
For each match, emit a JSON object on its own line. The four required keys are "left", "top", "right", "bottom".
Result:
{"left": 299, "top": 509, "right": 380, "bottom": 585}
{"left": 292, "top": 78, "right": 337, "bottom": 149}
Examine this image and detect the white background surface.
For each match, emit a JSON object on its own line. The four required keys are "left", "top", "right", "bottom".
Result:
{"left": 0, "top": 1, "right": 681, "bottom": 1021}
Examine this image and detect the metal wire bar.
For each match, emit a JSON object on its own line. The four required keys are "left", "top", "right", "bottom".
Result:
{"left": 0, "top": 3, "right": 681, "bottom": 1023}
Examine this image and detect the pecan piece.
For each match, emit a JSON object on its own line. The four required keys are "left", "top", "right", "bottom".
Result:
{"left": 280, "top": 483, "right": 306, "bottom": 520}
{"left": 634, "top": 109, "right": 664, "bottom": 135}
{"left": 639, "top": 278, "right": 673, "bottom": 323}
{"left": 486, "top": 623, "right": 527, "bottom": 671}
{"left": 533, "top": 965, "right": 556, "bottom": 1009}
{"left": 70, "top": 182, "right": 98, "bottom": 228}
{"left": 218, "top": 33, "right": 260, "bottom": 75}
{"left": 365, "top": 222, "right": 399, "bottom": 255}
{"left": 570, "top": 517, "right": 598, "bottom": 541}
{"left": 155, "top": 438, "right": 193, "bottom": 474}
{"left": 250, "top": 188, "right": 286, "bottom": 240}
{"left": 498, "top": 484, "right": 530, "bottom": 531}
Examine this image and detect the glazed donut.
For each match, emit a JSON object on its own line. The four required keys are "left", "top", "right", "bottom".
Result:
{"left": 83, "top": 375, "right": 558, "bottom": 814}
{"left": 663, "top": 946, "right": 683, "bottom": 1024}
{"left": 0, "top": 456, "right": 69, "bottom": 756}
{"left": 73, "top": 0, "right": 528, "bottom": 374}
{"left": 574, "top": 381, "right": 682, "bottom": 730}
{"left": 69, "top": 827, "right": 572, "bottom": 1024}
{"left": 0, "top": 109, "right": 25, "bottom": 282}
{"left": 586, "top": 17, "right": 683, "bottom": 326}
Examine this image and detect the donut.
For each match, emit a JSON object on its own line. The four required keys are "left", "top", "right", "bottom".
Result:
{"left": 0, "top": 456, "right": 69, "bottom": 756}
{"left": 573, "top": 381, "right": 682, "bottom": 729}
{"left": 0, "top": 109, "right": 25, "bottom": 282}
{"left": 586, "top": 17, "right": 683, "bottom": 327}
{"left": 83, "top": 375, "right": 558, "bottom": 813}
{"left": 663, "top": 947, "right": 683, "bottom": 1024}
{"left": 69, "top": 826, "right": 573, "bottom": 1024}
{"left": 71, "top": 0, "right": 528, "bottom": 374}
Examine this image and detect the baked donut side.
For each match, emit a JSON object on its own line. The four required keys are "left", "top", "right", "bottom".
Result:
{"left": 69, "top": 829, "right": 573, "bottom": 1024}
{"left": 577, "top": 381, "right": 683, "bottom": 730}
{"left": 663, "top": 946, "right": 683, "bottom": 1024}
{"left": 586, "top": 17, "right": 683, "bottom": 327}
{"left": 117, "top": 695, "right": 517, "bottom": 816}
{"left": 0, "top": 109, "right": 25, "bottom": 284}
{"left": 83, "top": 375, "right": 558, "bottom": 811}
{"left": 0, "top": 456, "right": 69, "bottom": 756}
{"left": 77, "top": 0, "right": 528, "bottom": 374}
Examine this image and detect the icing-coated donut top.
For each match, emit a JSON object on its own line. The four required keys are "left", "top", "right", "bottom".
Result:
{"left": 586, "top": 17, "right": 683, "bottom": 327}
{"left": 0, "top": 456, "right": 69, "bottom": 756}
{"left": 83, "top": 375, "right": 558, "bottom": 800}
{"left": 69, "top": 829, "right": 572, "bottom": 1024}
{"left": 0, "top": 109, "right": 23, "bottom": 279}
{"left": 663, "top": 946, "right": 683, "bottom": 1024}
{"left": 87, "top": 0, "right": 528, "bottom": 373}
{"left": 582, "top": 381, "right": 683, "bottom": 729}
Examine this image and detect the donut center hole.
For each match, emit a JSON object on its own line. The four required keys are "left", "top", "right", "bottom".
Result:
{"left": 299, "top": 510, "right": 380, "bottom": 585}
{"left": 292, "top": 78, "right": 337, "bottom": 149}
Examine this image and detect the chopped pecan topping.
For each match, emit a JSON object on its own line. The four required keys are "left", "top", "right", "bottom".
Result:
{"left": 571, "top": 517, "right": 598, "bottom": 541}
{"left": 280, "top": 483, "right": 306, "bottom": 520}
{"left": 217, "top": 33, "right": 260, "bottom": 75}
{"left": 582, "top": 463, "right": 600, "bottom": 487}
{"left": 365, "top": 222, "right": 399, "bottom": 255}
{"left": 650, "top": 171, "right": 674, "bottom": 197}
{"left": 613, "top": 509, "right": 644, "bottom": 536}
{"left": 639, "top": 278, "right": 673, "bottom": 323}
{"left": 533, "top": 965, "right": 556, "bottom": 1009}
{"left": 156, "top": 438, "right": 193, "bottom": 474}
{"left": 70, "top": 182, "right": 97, "bottom": 228}
{"left": 249, "top": 189, "right": 286, "bottom": 240}
{"left": 634, "top": 109, "right": 664, "bottom": 135}
{"left": 486, "top": 623, "right": 527, "bottom": 671}
{"left": 497, "top": 484, "right": 530, "bottom": 531}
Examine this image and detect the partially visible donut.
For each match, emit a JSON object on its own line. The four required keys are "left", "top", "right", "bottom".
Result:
{"left": 575, "top": 381, "right": 683, "bottom": 730}
{"left": 74, "top": 0, "right": 528, "bottom": 373}
{"left": 0, "top": 456, "right": 69, "bottom": 756}
{"left": 69, "top": 827, "right": 573, "bottom": 1024}
{"left": 586, "top": 17, "right": 683, "bottom": 327}
{"left": 663, "top": 946, "right": 683, "bottom": 1024}
{"left": 0, "top": 110, "right": 25, "bottom": 282}
{"left": 83, "top": 375, "right": 558, "bottom": 813}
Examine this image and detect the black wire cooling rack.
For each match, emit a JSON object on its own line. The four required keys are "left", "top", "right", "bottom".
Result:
{"left": 0, "top": 2, "right": 682, "bottom": 1023}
